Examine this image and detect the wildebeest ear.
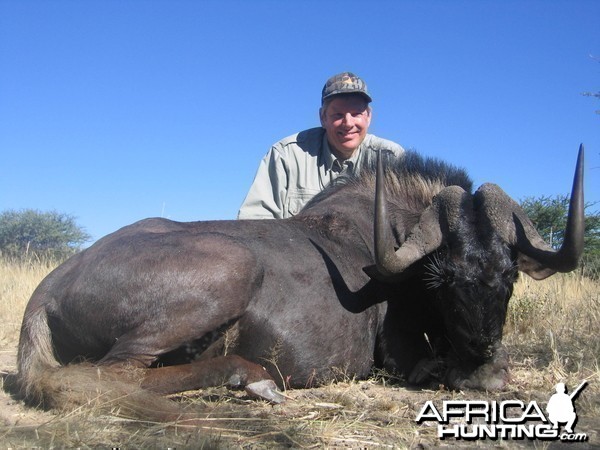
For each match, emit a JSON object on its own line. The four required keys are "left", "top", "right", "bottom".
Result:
{"left": 363, "top": 264, "right": 385, "bottom": 281}
{"left": 516, "top": 252, "right": 558, "bottom": 280}
{"left": 476, "top": 146, "right": 584, "bottom": 279}
{"left": 309, "top": 239, "right": 372, "bottom": 292}
{"left": 362, "top": 262, "right": 417, "bottom": 283}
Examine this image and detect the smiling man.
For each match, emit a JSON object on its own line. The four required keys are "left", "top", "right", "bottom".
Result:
{"left": 238, "top": 72, "right": 404, "bottom": 219}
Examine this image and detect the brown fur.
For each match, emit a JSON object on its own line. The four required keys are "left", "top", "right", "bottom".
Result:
{"left": 17, "top": 292, "right": 223, "bottom": 425}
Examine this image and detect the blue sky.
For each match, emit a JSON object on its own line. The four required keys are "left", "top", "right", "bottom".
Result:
{"left": 1, "top": 0, "right": 598, "bottom": 243}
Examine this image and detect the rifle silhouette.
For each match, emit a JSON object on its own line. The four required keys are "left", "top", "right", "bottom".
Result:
{"left": 569, "top": 381, "right": 588, "bottom": 401}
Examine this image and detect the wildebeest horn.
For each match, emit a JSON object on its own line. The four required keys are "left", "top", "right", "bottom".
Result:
{"left": 474, "top": 144, "right": 585, "bottom": 280}
{"left": 372, "top": 150, "right": 470, "bottom": 277}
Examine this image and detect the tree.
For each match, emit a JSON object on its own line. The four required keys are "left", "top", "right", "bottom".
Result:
{"left": 520, "top": 195, "right": 600, "bottom": 276}
{"left": 582, "top": 90, "right": 600, "bottom": 115}
{"left": 0, "top": 209, "right": 91, "bottom": 261}
{"left": 582, "top": 54, "right": 599, "bottom": 115}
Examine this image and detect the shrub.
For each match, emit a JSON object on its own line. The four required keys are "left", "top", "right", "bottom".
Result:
{"left": 0, "top": 209, "right": 90, "bottom": 262}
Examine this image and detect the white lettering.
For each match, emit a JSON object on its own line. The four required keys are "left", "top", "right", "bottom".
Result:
{"left": 522, "top": 401, "right": 548, "bottom": 423}
{"left": 417, "top": 391, "right": 588, "bottom": 442}
{"left": 464, "top": 400, "right": 490, "bottom": 424}
{"left": 436, "top": 423, "right": 560, "bottom": 440}
{"left": 499, "top": 400, "right": 524, "bottom": 423}
{"left": 443, "top": 401, "right": 468, "bottom": 423}
{"left": 415, "top": 401, "right": 443, "bottom": 423}
{"left": 560, "top": 432, "right": 588, "bottom": 442}
{"left": 438, "top": 424, "right": 460, "bottom": 438}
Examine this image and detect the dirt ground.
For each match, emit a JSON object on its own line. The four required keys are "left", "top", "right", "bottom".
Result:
{"left": 1, "top": 349, "right": 56, "bottom": 429}
{"left": 2, "top": 343, "right": 599, "bottom": 449}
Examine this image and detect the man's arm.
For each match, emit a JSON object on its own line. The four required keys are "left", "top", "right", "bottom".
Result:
{"left": 237, "top": 147, "right": 288, "bottom": 220}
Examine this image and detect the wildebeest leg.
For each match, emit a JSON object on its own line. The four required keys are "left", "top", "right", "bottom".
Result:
{"left": 141, "top": 355, "right": 286, "bottom": 403}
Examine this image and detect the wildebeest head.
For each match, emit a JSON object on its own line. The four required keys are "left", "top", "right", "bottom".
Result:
{"left": 421, "top": 226, "right": 517, "bottom": 368}
{"left": 367, "top": 146, "right": 584, "bottom": 387}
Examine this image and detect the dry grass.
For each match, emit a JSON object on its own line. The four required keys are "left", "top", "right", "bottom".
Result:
{"left": 0, "top": 259, "right": 599, "bottom": 448}
{"left": 0, "top": 258, "right": 58, "bottom": 349}
{"left": 504, "top": 271, "right": 600, "bottom": 424}
{"left": 507, "top": 272, "right": 600, "bottom": 379}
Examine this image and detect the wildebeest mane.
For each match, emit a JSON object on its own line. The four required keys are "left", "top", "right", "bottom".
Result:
{"left": 300, "top": 150, "right": 473, "bottom": 215}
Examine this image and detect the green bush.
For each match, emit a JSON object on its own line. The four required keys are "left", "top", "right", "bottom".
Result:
{"left": 0, "top": 209, "right": 90, "bottom": 262}
{"left": 520, "top": 195, "right": 600, "bottom": 278}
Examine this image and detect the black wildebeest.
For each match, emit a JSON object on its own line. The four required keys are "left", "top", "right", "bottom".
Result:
{"left": 16, "top": 147, "right": 584, "bottom": 420}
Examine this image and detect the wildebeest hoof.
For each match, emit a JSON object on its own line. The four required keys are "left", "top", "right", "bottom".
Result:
{"left": 409, "top": 358, "right": 443, "bottom": 385}
{"left": 448, "top": 362, "right": 509, "bottom": 391}
{"left": 453, "top": 370, "right": 507, "bottom": 391}
{"left": 227, "top": 374, "right": 243, "bottom": 387}
{"left": 245, "top": 380, "right": 286, "bottom": 404}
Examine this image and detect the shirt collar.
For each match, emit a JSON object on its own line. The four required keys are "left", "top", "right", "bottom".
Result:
{"left": 321, "top": 133, "right": 362, "bottom": 173}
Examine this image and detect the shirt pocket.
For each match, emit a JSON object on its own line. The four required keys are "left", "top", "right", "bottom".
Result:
{"left": 286, "top": 188, "right": 321, "bottom": 217}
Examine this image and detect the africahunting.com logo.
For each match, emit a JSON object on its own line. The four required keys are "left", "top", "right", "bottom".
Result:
{"left": 416, "top": 381, "right": 589, "bottom": 442}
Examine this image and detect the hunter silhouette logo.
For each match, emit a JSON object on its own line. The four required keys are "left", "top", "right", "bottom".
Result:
{"left": 415, "top": 381, "right": 589, "bottom": 442}
{"left": 546, "top": 381, "right": 587, "bottom": 434}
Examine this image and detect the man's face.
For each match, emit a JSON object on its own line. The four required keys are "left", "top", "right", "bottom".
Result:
{"left": 320, "top": 95, "right": 372, "bottom": 160}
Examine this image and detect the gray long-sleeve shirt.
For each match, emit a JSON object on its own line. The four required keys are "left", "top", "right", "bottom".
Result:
{"left": 238, "top": 127, "right": 404, "bottom": 219}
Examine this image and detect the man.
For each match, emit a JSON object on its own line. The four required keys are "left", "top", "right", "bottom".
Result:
{"left": 546, "top": 382, "right": 581, "bottom": 434}
{"left": 237, "top": 72, "right": 404, "bottom": 219}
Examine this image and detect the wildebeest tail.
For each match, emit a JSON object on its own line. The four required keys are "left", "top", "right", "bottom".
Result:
{"left": 17, "top": 305, "right": 61, "bottom": 403}
{"left": 16, "top": 304, "right": 199, "bottom": 423}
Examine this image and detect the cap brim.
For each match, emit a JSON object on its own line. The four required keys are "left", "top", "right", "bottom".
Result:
{"left": 322, "top": 90, "right": 372, "bottom": 103}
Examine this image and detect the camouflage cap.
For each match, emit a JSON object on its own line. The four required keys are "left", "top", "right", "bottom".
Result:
{"left": 321, "top": 72, "right": 372, "bottom": 105}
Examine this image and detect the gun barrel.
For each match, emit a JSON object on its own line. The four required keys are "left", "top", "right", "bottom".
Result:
{"left": 569, "top": 381, "right": 588, "bottom": 400}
